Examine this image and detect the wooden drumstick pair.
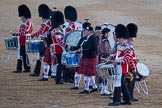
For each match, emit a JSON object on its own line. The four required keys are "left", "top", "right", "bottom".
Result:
{"left": 100, "top": 57, "right": 114, "bottom": 63}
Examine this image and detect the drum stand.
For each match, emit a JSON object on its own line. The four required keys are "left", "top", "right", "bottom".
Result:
{"left": 106, "top": 68, "right": 116, "bottom": 93}
{"left": 135, "top": 80, "right": 149, "bottom": 95}
{"left": 106, "top": 78, "right": 115, "bottom": 92}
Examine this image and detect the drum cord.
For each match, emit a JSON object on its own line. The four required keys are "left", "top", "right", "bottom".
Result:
{"left": 135, "top": 80, "right": 149, "bottom": 95}
{"left": 28, "top": 53, "right": 38, "bottom": 66}
{"left": 5, "top": 50, "right": 13, "bottom": 63}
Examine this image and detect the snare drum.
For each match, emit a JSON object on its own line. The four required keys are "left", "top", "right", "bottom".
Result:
{"left": 61, "top": 51, "right": 80, "bottom": 68}
{"left": 96, "top": 63, "right": 115, "bottom": 79}
{"left": 137, "top": 62, "right": 150, "bottom": 81}
{"left": 26, "top": 40, "right": 44, "bottom": 53}
{"left": 4, "top": 37, "right": 18, "bottom": 50}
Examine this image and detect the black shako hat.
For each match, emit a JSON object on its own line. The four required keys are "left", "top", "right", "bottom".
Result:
{"left": 82, "top": 22, "right": 93, "bottom": 31}
{"left": 95, "top": 26, "right": 102, "bottom": 31}
{"left": 102, "top": 28, "right": 110, "bottom": 35}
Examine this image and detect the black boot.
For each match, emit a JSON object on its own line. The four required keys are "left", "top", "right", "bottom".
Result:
{"left": 30, "top": 60, "right": 41, "bottom": 76}
{"left": 13, "top": 59, "right": 22, "bottom": 73}
{"left": 108, "top": 87, "right": 121, "bottom": 106}
{"left": 55, "top": 65, "right": 64, "bottom": 84}
{"left": 48, "top": 65, "right": 52, "bottom": 76}
{"left": 38, "top": 77, "right": 48, "bottom": 81}
{"left": 121, "top": 75, "right": 132, "bottom": 105}
{"left": 23, "top": 53, "right": 30, "bottom": 72}
{"left": 128, "top": 74, "right": 138, "bottom": 102}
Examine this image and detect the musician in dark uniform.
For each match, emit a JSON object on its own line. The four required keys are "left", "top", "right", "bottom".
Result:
{"left": 68, "top": 22, "right": 90, "bottom": 90}
{"left": 93, "top": 26, "right": 102, "bottom": 90}
{"left": 94, "top": 26, "right": 102, "bottom": 43}
{"left": 11, "top": 4, "right": 33, "bottom": 73}
{"left": 51, "top": 11, "right": 66, "bottom": 84}
{"left": 127, "top": 23, "right": 139, "bottom": 102}
{"left": 76, "top": 22, "right": 98, "bottom": 94}
{"left": 29, "top": 4, "right": 51, "bottom": 77}
{"left": 98, "top": 28, "right": 112, "bottom": 96}
{"left": 98, "top": 28, "right": 111, "bottom": 63}
{"left": 94, "top": 26, "right": 102, "bottom": 59}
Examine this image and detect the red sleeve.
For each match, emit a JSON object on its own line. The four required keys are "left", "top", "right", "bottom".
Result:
{"left": 13, "top": 21, "right": 33, "bottom": 36}
{"left": 14, "top": 24, "right": 26, "bottom": 36}
{"left": 129, "top": 50, "right": 136, "bottom": 72}
{"left": 71, "top": 24, "right": 78, "bottom": 30}
{"left": 32, "top": 23, "right": 49, "bottom": 38}
{"left": 55, "top": 34, "right": 66, "bottom": 47}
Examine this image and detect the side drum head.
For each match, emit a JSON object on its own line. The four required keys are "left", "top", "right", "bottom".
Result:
{"left": 64, "top": 30, "right": 82, "bottom": 47}
{"left": 137, "top": 62, "right": 150, "bottom": 77}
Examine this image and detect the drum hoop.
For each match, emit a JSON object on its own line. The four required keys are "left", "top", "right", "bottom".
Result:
{"left": 96, "top": 63, "right": 114, "bottom": 79}
{"left": 26, "top": 39, "right": 44, "bottom": 53}
{"left": 26, "top": 40, "right": 43, "bottom": 42}
{"left": 4, "top": 36, "right": 18, "bottom": 50}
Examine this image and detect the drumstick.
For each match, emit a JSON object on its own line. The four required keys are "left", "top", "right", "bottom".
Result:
{"left": 137, "top": 58, "right": 147, "bottom": 62}
{"left": 10, "top": 30, "right": 14, "bottom": 36}
{"left": 101, "top": 57, "right": 114, "bottom": 62}
{"left": 69, "top": 50, "right": 77, "bottom": 54}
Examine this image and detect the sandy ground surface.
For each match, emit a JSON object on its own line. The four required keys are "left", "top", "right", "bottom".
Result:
{"left": 0, "top": 0, "right": 162, "bottom": 108}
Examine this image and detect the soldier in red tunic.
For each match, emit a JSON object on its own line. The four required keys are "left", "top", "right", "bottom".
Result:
{"left": 108, "top": 24, "right": 133, "bottom": 106}
{"left": 11, "top": 4, "right": 33, "bottom": 73}
{"left": 127, "top": 23, "right": 139, "bottom": 102}
{"left": 51, "top": 11, "right": 66, "bottom": 84}
{"left": 64, "top": 5, "right": 79, "bottom": 33}
{"left": 63, "top": 6, "right": 79, "bottom": 83}
{"left": 29, "top": 4, "right": 51, "bottom": 77}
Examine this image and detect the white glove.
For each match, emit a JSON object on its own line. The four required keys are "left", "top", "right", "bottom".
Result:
{"left": 26, "top": 34, "right": 31, "bottom": 37}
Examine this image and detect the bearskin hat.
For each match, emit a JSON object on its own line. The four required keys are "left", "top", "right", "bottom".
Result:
{"left": 64, "top": 6, "right": 77, "bottom": 21}
{"left": 115, "top": 24, "right": 129, "bottom": 39}
{"left": 18, "top": 4, "right": 31, "bottom": 18}
{"left": 38, "top": 4, "right": 50, "bottom": 19}
{"left": 51, "top": 11, "right": 64, "bottom": 28}
{"left": 102, "top": 28, "right": 110, "bottom": 35}
{"left": 126, "top": 23, "right": 138, "bottom": 38}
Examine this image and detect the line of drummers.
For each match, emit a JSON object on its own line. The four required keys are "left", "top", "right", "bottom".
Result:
{"left": 6, "top": 4, "right": 142, "bottom": 106}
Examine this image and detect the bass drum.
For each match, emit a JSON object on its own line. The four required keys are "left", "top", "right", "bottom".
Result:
{"left": 101, "top": 23, "right": 116, "bottom": 49}
{"left": 135, "top": 62, "right": 150, "bottom": 95}
{"left": 137, "top": 62, "right": 150, "bottom": 80}
{"left": 64, "top": 30, "right": 82, "bottom": 47}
